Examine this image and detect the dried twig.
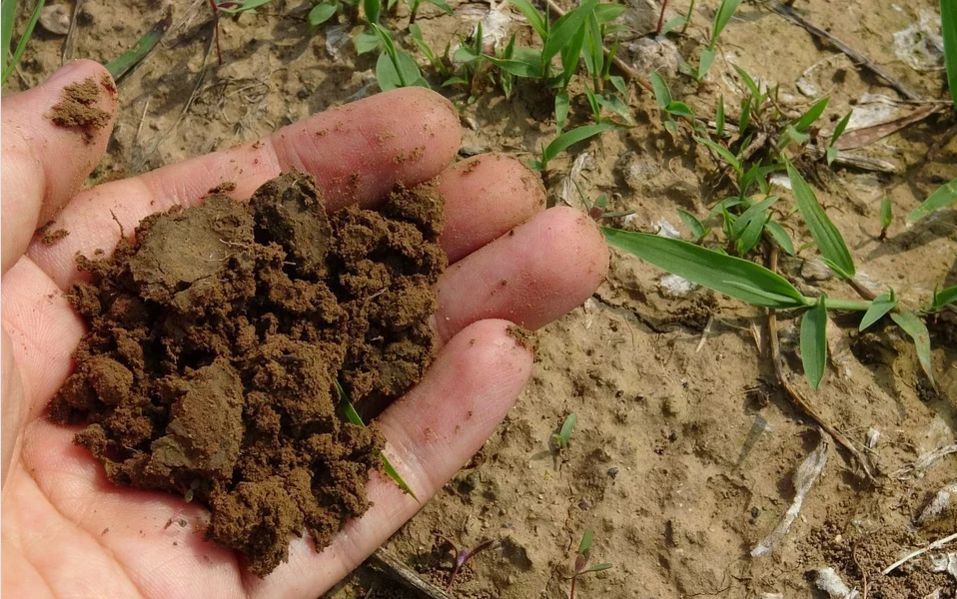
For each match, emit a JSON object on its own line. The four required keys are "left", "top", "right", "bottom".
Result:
{"left": 768, "top": 2, "right": 921, "bottom": 101}
{"left": 368, "top": 549, "right": 454, "bottom": 599}
{"left": 835, "top": 103, "right": 944, "bottom": 150}
{"left": 766, "top": 246, "right": 877, "bottom": 482}
{"left": 61, "top": 0, "right": 83, "bottom": 64}
{"left": 882, "top": 532, "right": 957, "bottom": 576}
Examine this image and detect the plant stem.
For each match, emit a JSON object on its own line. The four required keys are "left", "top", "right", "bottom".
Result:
{"left": 655, "top": 0, "right": 668, "bottom": 35}
{"left": 822, "top": 297, "right": 871, "bottom": 312}
{"left": 681, "top": 0, "right": 696, "bottom": 34}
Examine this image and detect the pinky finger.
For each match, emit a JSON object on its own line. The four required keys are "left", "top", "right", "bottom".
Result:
{"left": 245, "top": 319, "right": 533, "bottom": 598}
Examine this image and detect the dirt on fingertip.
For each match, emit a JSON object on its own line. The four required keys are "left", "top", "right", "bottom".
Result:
{"left": 49, "top": 172, "right": 445, "bottom": 576}
{"left": 48, "top": 77, "right": 111, "bottom": 142}
{"left": 36, "top": 220, "right": 70, "bottom": 245}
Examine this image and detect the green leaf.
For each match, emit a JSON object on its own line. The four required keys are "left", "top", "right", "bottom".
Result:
{"left": 697, "top": 47, "right": 715, "bottom": 80}
{"left": 665, "top": 100, "right": 694, "bottom": 118}
{"left": 733, "top": 64, "right": 760, "bottom": 100}
{"left": 800, "top": 295, "right": 828, "bottom": 390}
{"left": 715, "top": 95, "right": 726, "bottom": 137}
{"left": 890, "top": 311, "right": 934, "bottom": 387}
{"left": 425, "top": 0, "right": 453, "bottom": 14}
{"left": 858, "top": 290, "right": 897, "bottom": 331}
{"left": 649, "top": 70, "right": 671, "bottom": 108}
{"left": 578, "top": 529, "right": 595, "bottom": 555}
{"left": 695, "top": 136, "right": 742, "bottom": 174}
{"left": 794, "top": 97, "right": 828, "bottom": 132}
{"left": 830, "top": 110, "right": 852, "bottom": 145}
{"left": 363, "top": 0, "right": 381, "bottom": 23}
{"left": 826, "top": 146, "right": 838, "bottom": 166}
{"left": 602, "top": 228, "right": 809, "bottom": 308}
{"left": 1, "top": 0, "right": 17, "bottom": 72}
{"left": 354, "top": 30, "right": 381, "bottom": 54}
{"left": 942, "top": 0, "right": 957, "bottom": 107}
{"left": 596, "top": 93, "right": 633, "bottom": 124}
{"left": 660, "top": 15, "right": 686, "bottom": 36}
{"left": 710, "top": 0, "right": 741, "bottom": 46}
{"left": 906, "top": 177, "right": 957, "bottom": 222}
{"left": 484, "top": 55, "right": 543, "bottom": 78}
{"left": 787, "top": 163, "right": 855, "bottom": 278}
{"left": 677, "top": 209, "right": 707, "bottom": 241}
{"left": 594, "top": 2, "right": 625, "bottom": 23}
{"left": 542, "top": 0, "right": 598, "bottom": 65}
{"left": 739, "top": 95, "right": 752, "bottom": 133}
{"left": 335, "top": 381, "right": 419, "bottom": 501}
{"left": 932, "top": 285, "right": 957, "bottom": 310}
{"left": 510, "top": 0, "right": 547, "bottom": 39}
{"left": 581, "top": 563, "right": 613, "bottom": 574}
{"left": 880, "top": 195, "right": 893, "bottom": 231}
{"left": 542, "top": 122, "right": 617, "bottom": 164}
{"left": 217, "top": 0, "right": 273, "bottom": 13}
{"left": 552, "top": 412, "right": 577, "bottom": 448}
{"left": 560, "top": 16, "right": 587, "bottom": 87}
{"left": 105, "top": 9, "right": 171, "bottom": 81}
{"left": 732, "top": 196, "right": 778, "bottom": 255}
{"left": 555, "top": 90, "right": 570, "bottom": 133}
{"left": 765, "top": 220, "right": 796, "bottom": 255}
{"left": 308, "top": 2, "right": 338, "bottom": 25}
{"left": 2, "top": 0, "right": 45, "bottom": 85}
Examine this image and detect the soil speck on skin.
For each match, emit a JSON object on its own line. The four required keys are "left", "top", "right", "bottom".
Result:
{"left": 49, "top": 172, "right": 445, "bottom": 576}
{"left": 36, "top": 220, "right": 70, "bottom": 245}
{"left": 207, "top": 181, "right": 237, "bottom": 195}
{"left": 506, "top": 325, "right": 536, "bottom": 353}
{"left": 49, "top": 78, "right": 111, "bottom": 143}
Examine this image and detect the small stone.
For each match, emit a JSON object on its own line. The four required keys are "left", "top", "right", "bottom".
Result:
{"left": 40, "top": 3, "right": 72, "bottom": 35}
{"left": 607, "top": 467, "right": 619, "bottom": 478}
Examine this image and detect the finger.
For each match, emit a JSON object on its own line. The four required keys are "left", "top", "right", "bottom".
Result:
{"left": 1, "top": 60, "right": 117, "bottom": 275}
{"left": 245, "top": 319, "right": 533, "bottom": 597}
{"left": 434, "top": 206, "right": 609, "bottom": 342}
{"left": 14, "top": 319, "right": 531, "bottom": 598}
{"left": 437, "top": 153, "right": 546, "bottom": 263}
{"left": 27, "top": 87, "right": 461, "bottom": 288}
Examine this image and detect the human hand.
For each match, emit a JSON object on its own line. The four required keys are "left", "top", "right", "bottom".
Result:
{"left": 1, "top": 60, "right": 607, "bottom": 598}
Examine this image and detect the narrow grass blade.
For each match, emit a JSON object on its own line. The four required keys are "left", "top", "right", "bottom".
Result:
{"left": 1, "top": 1, "right": 16, "bottom": 68}
{"left": 794, "top": 97, "right": 828, "bottom": 132}
{"left": 715, "top": 95, "right": 726, "bottom": 137}
{"left": 695, "top": 136, "right": 741, "bottom": 174}
{"left": 765, "top": 220, "right": 795, "bottom": 255}
{"left": 542, "top": 0, "right": 597, "bottom": 65}
{"left": 543, "top": 122, "right": 616, "bottom": 164}
{"left": 942, "top": 0, "right": 957, "bottom": 107}
{"left": 677, "top": 209, "right": 707, "bottom": 241}
{"left": 829, "top": 110, "right": 852, "bottom": 145}
{"left": 932, "top": 285, "right": 957, "bottom": 310}
{"left": 710, "top": 0, "right": 741, "bottom": 45}
{"left": 2, "top": 0, "right": 45, "bottom": 85}
{"left": 859, "top": 290, "right": 897, "bottom": 331}
{"left": 578, "top": 529, "right": 594, "bottom": 554}
{"left": 217, "top": 0, "right": 273, "bottom": 13}
{"left": 363, "top": 0, "right": 381, "bottom": 24}
{"left": 890, "top": 312, "right": 935, "bottom": 387}
{"left": 335, "top": 381, "right": 419, "bottom": 501}
{"left": 105, "top": 9, "right": 172, "bottom": 81}
{"left": 787, "top": 163, "right": 855, "bottom": 278}
{"left": 880, "top": 195, "right": 893, "bottom": 231}
{"left": 602, "top": 228, "right": 808, "bottom": 308}
{"left": 510, "top": 0, "right": 547, "bottom": 39}
{"left": 906, "top": 177, "right": 957, "bottom": 222}
{"left": 581, "top": 563, "right": 613, "bottom": 574}
{"left": 649, "top": 70, "right": 671, "bottom": 108}
{"left": 800, "top": 295, "right": 828, "bottom": 390}
{"left": 697, "top": 47, "right": 715, "bottom": 79}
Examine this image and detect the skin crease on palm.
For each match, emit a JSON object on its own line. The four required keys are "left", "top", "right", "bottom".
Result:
{"left": 0, "top": 60, "right": 608, "bottom": 598}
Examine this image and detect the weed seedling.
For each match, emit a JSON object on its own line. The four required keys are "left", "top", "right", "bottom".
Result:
{"left": 433, "top": 534, "right": 496, "bottom": 590}
{"left": 1, "top": 0, "right": 46, "bottom": 86}
{"left": 370, "top": 22, "right": 428, "bottom": 90}
{"left": 551, "top": 412, "right": 577, "bottom": 450}
{"left": 529, "top": 122, "right": 617, "bottom": 174}
{"left": 567, "top": 529, "right": 612, "bottom": 599}
{"left": 695, "top": 0, "right": 740, "bottom": 80}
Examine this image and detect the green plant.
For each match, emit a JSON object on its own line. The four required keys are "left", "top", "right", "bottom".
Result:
{"left": 335, "top": 381, "right": 418, "bottom": 499}
{"left": 529, "top": 122, "right": 617, "bottom": 173}
{"left": 1, "top": 0, "right": 45, "bottom": 86}
{"left": 907, "top": 176, "right": 957, "bottom": 222}
{"left": 433, "top": 535, "right": 496, "bottom": 590}
{"left": 551, "top": 412, "right": 577, "bottom": 449}
{"left": 371, "top": 22, "right": 428, "bottom": 90}
{"left": 104, "top": 9, "right": 172, "bottom": 81}
{"left": 214, "top": 0, "right": 273, "bottom": 13}
{"left": 567, "top": 529, "right": 612, "bottom": 599}
{"left": 942, "top": 0, "right": 956, "bottom": 107}
{"left": 407, "top": 0, "right": 451, "bottom": 25}
{"left": 696, "top": 0, "right": 740, "bottom": 80}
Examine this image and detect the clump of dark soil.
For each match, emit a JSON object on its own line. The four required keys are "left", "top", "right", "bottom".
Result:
{"left": 36, "top": 219, "right": 70, "bottom": 245}
{"left": 48, "top": 77, "right": 111, "bottom": 142}
{"left": 49, "top": 172, "right": 445, "bottom": 575}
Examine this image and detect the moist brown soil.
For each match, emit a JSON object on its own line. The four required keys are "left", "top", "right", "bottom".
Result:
{"left": 48, "top": 172, "right": 446, "bottom": 576}
{"left": 35, "top": 219, "right": 70, "bottom": 245}
{"left": 48, "top": 77, "right": 111, "bottom": 142}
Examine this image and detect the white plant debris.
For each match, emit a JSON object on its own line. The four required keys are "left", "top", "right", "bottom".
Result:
{"left": 655, "top": 219, "right": 681, "bottom": 239}
{"left": 893, "top": 443, "right": 957, "bottom": 479}
{"left": 917, "top": 482, "right": 957, "bottom": 527}
{"left": 930, "top": 552, "right": 957, "bottom": 577}
{"left": 930, "top": 553, "right": 957, "bottom": 579}
{"left": 865, "top": 427, "right": 881, "bottom": 449}
{"left": 845, "top": 94, "right": 905, "bottom": 131}
{"left": 883, "top": 532, "right": 957, "bottom": 575}
{"left": 813, "top": 567, "right": 859, "bottom": 599}
{"left": 769, "top": 173, "right": 792, "bottom": 190}
{"left": 560, "top": 152, "right": 593, "bottom": 206}
{"left": 751, "top": 433, "right": 829, "bottom": 557}
{"left": 324, "top": 24, "right": 350, "bottom": 60}
{"left": 659, "top": 273, "right": 696, "bottom": 298}
{"left": 759, "top": 594, "right": 784, "bottom": 599}
{"left": 892, "top": 9, "right": 944, "bottom": 71}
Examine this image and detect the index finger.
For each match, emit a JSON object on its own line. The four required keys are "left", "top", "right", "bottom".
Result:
{"left": 27, "top": 87, "right": 461, "bottom": 288}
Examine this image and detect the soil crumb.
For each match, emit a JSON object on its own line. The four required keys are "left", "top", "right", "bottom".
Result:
{"left": 36, "top": 220, "right": 70, "bottom": 245}
{"left": 48, "top": 77, "right": 111, "bottom": 142}
{"left": 506, "top": 325, "right": 537, "bottom": 353}
{"left": 49, "top": 172, "right": 445, "bottom": 576}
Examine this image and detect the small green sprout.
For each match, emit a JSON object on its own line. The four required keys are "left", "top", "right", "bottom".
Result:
{"left": 551, "top": 412, "right": 577, "bottom": 450}
{"left": 567, "top": 529, "right": 613, "bottom": 599}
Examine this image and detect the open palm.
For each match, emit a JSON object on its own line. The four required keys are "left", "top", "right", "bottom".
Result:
{"left": 1, "top": 61, "right": 607, "bottom": 598}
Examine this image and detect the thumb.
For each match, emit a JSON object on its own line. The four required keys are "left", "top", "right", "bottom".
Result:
{"left": 1, "top": 59, "right": 118, "bottom": 275}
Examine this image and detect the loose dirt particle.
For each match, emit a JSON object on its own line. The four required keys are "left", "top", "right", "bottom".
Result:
{"left": 50, "top": 172, "right": 445, "bottom": 576}
{"left": 48, "top": 78, "right": 111, "bottom": 143}
{"left": 506, "top": 325, "right": 536, "bottom": 353}
{"left": 36, "top": 220, "right": 70, "bottom": 245}
{"left": 207, "top": 181, "right": 237, "bottom": 195}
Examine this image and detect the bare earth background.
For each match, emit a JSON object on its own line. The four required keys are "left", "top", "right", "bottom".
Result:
{"left": 11, "top": 0, "right": 957, "bottom": 596}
